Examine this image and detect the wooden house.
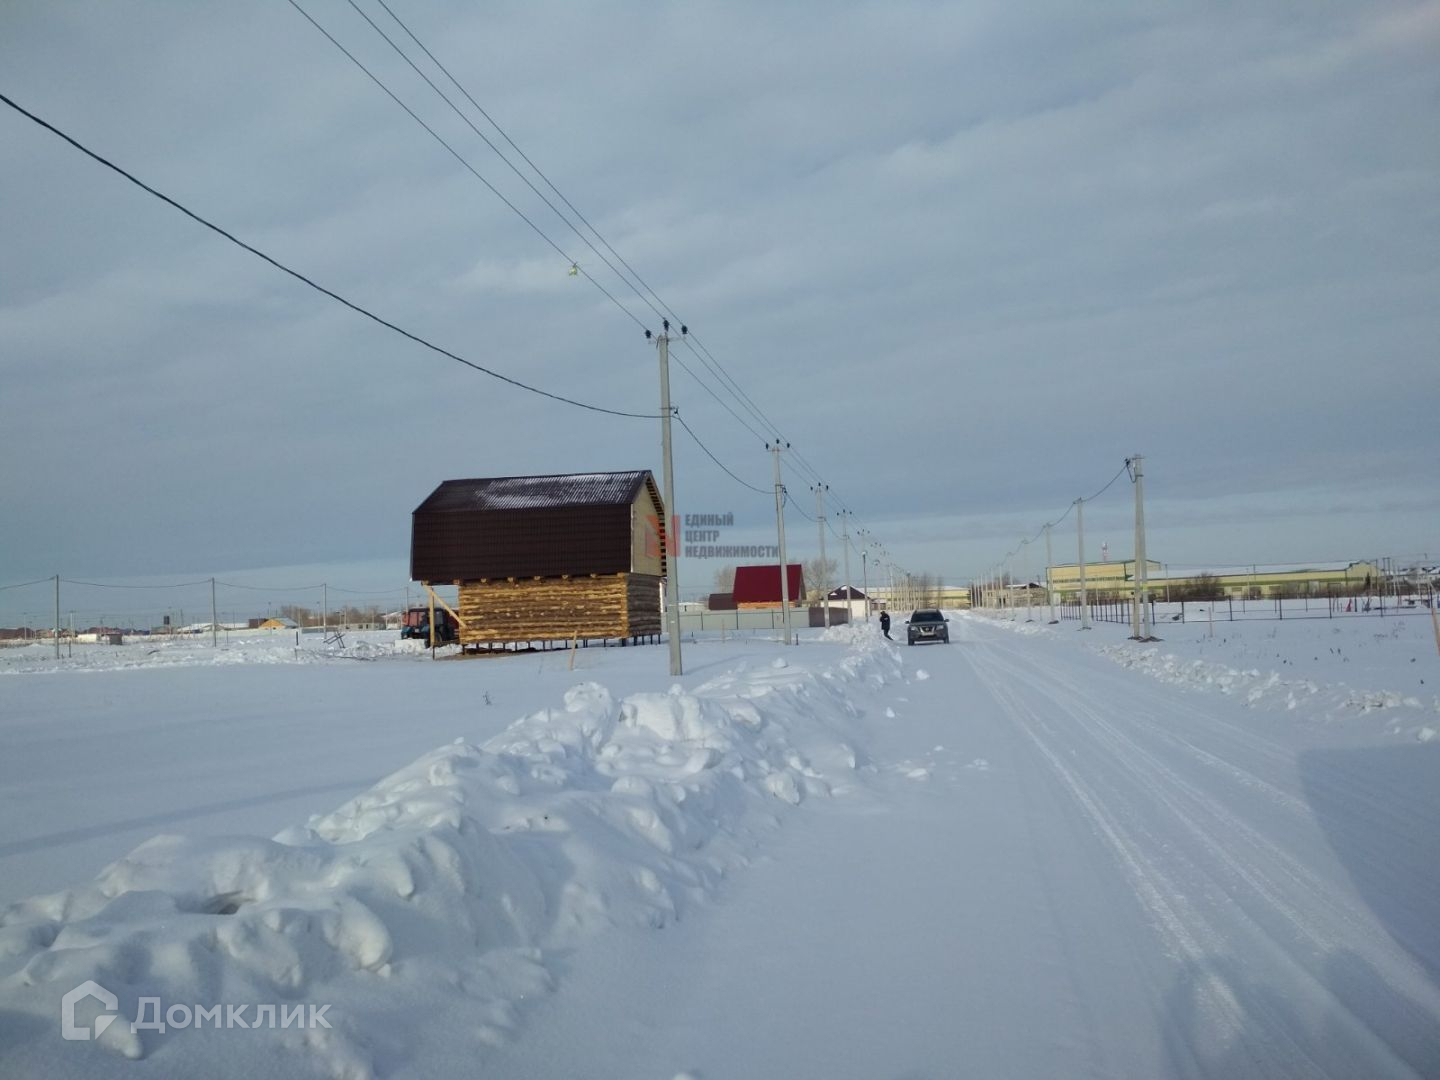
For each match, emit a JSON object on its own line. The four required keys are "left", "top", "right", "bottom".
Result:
{"left": 410, "top": 470, "right": 668, "bottom": 649}
{"left": 731, "top": 564, "right": 805, "bottom": 610}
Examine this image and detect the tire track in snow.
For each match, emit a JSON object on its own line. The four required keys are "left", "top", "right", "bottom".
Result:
{"left": 982, "top": 635, "right": 1440, "bottom": 1013}
{"left": 1014, "top": 627, "right": 1437, "bottom": 832}
{"left": 996, "top": 636, "right": 1305, "bottom": 809}
{"left": 963, "top": 652, "right": 1276, "bottom": 1074}
{"left": 982, "top": 644, "right": 1370, "bottom": 945}
{"left": 960, "top": 635, "right": 1438, "bottom": 1078}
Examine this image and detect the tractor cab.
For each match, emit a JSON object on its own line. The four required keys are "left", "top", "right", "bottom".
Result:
{"left": 399, "top": 607, "right": 458, "bottom": 644}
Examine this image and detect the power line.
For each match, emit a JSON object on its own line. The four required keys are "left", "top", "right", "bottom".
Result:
{"left": 293, "top": 0, "right": 833, "bottom": 501}
{"left": 1016, "top": 460, "right": 1133, "bottom": 539}
{"left": 0, "top": 91, "right": 658, "bottom": 420}
{"left": 1085, "top": 462, "right": 1130, "bottom": 504}
{"left": 0, "top": 578, "right": 56, "bottom": 592}
{"left": 215, "top": 580, "right": 327, "bottom": 592}
{"left": 2, "top": 95, "right": 874, "bottom": 559}
{"left": 284, "top": 0, "right": 654, "bottom": 337}
{"left": 62, "top": 577, "right": 213, "bottom": 589}
{"left": 370, "top": 0, "right": 671, "bottom": 320}
{"left": 335, "top": 0, "right": 667, "bottom": 332}
{"left": 670, "top": 352, "right": 769, "bottom": 444}
{"left": 327, "top": 2, "right": 842, "bottom": 506}
{"left": 361, "top": 0, "right": 791, "bottom": 451}
{"left": 786, "top": 491, "right": 817, "bottom": 523}
{"left": 675, "top": 414, "right": 770, "bottom": 496}
{"left": 316, "top": 0, "right": 800, "bottom": 492}
{"left": 351, "top": 1, "right": 886, "bottom": 540}
{"left": 676, "top": 335, "right": 784, "bottom": 440}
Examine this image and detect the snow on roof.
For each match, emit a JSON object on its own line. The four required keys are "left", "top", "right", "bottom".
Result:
{"left": 416, "top": 471, "right": 652, "bottom": 513}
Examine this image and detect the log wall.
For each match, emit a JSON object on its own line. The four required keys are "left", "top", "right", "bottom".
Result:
{"left": 457, "top": 572, "right": 661, "bottom": 644}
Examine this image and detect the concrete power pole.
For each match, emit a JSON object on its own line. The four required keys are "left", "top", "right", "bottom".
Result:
{"left": 769, "top": 439, "right": 794, "bottom": 645}
{"left": 655, "top": 326, "right": 685, "bottom": 675}
{"left": 1129, "top": 454, "right": 1152, "bottom": 641}
{"left": 839, "top": 509, "right": 852, "bottom": 627}
{"left": 1022, "top": 538, "right": 1035, "bottom": 622}
{"left": 1077, "top": 497, "right": 1092, "bottom": 630}
{"left": 1006, "top": 550, "right": 1017, "bottom": 621}
{"left": 860, "top": 531, "right": 871, "bottom": 622}
{"left": 1044, "top": 523, "right": 1057, "bottom": 624}
{"left": 813, "top": 483, "right": 830, "bottom": 628}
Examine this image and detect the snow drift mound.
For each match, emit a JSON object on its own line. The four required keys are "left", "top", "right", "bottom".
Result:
{"left": 1096, "top": 643, "right": 1436, "bottom": 738}
{"left": 0, "top": 636, "right": 900, "bottom": 1077}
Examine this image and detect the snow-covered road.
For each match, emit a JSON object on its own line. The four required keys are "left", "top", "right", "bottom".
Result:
{"left": 955, "top": 619, "right": 1440, "bottom": 1078}
{"left": 2, "top": 616, "right": 1437, "bottom": 1078}
{"left": 482, "top": 616, "right": 1440, "bottom": 1079}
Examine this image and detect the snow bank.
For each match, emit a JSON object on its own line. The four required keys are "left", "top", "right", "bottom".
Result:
{"left": 965, "top": 612, "right": 1440, "bottom": 739}
{"left": 0, "top": 634, "right": 900, "bottom": 1076}
{"left": 0, "top": 631, "right": 427, "bottom": 675}
{"left": 1096, "top": 642, "right": 1435, "bottom": 732}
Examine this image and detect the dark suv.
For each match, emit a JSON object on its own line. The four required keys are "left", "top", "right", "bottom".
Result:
{"left": 906, "top": 609, "right": 949, "bottom": 645}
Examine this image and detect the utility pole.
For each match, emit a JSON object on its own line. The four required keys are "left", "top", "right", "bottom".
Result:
{"left": 1129, "top": 454, "right": 1152, "bottom": 640}
{"left": 652, "top": 323, "right": 686, "bottom": 675}
{"left": 1044, "top": 523, "right": 1057, "bottom": 624}
{"left": 1077, "top": 498, "right": 1091, "bottom": 629}
{"left": 769, "top": 439, "right": 794, "bottom": 645}
{"left": 323, "top": 583, "right": 329, "bottom": 639}
{"left": 860, "top": 530, "right": 871, "bottom": 622}
{"left": 54, "top": 574, "right": 60, "bottom": 660}
{"left": 1006, "top": 550, "right": 1017, "bottom": 620}
{"left": 813, "top": 483, "right": 830, "bottom": 628}
{"left": 1021, "top": 538, "right": 1034, "bottom": 622}
{"left": 839, "top": 509, "right": 852, "bottom": 626}
{"left": 211, "top": 578, "right": 218, "bottom": 647}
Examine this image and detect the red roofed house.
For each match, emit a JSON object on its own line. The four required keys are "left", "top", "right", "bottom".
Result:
{"left": 732, "top": 564, "right": 805, "bottom": 610}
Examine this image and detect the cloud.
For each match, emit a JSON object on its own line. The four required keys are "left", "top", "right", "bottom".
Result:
{"left": 1, "top": 0, "right": 1435, "bottom": 593}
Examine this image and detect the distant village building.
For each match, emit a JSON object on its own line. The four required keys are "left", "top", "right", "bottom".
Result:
{"left": 1140, "top": 561, "right": 1385, "bottom": 600}
{"left": 827, "top": 585, "right": 869, "bottom": 621}
{"left": 1041, "top": 560, "right": 1161, "bottom": 603}
{"left": 410, "top": 470, "right": 667, "bottom": 649}
{"left": 731, "top": 564, "right": 805, "bottom": 609}
{"left": 1044, "top": 559, "right": 1383, "bottom": 601}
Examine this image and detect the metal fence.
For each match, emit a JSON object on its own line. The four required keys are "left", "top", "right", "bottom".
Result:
{"left": 1054, "top": 586, "right": 1437, "bottom": 627}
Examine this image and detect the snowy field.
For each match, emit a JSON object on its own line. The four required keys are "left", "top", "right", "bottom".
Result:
{"left": 1, "top": 613, "right": 1438, "bottom": 1078}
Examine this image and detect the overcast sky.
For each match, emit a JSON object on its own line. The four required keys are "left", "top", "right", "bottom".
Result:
{"left": 2, "top": 0, "right": 1437, "bottom": 616}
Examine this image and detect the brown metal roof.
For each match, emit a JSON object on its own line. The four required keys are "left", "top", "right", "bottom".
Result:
{"left": 410, "top": 470, "right": 665, "bottom": 583}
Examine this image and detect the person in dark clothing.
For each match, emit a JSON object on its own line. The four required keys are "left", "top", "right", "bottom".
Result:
{"left": 879, "top": 610, "right": 892, "bottom": 640}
